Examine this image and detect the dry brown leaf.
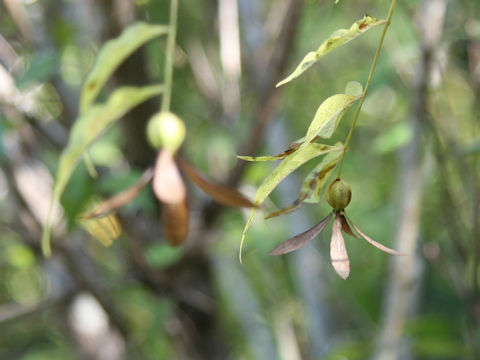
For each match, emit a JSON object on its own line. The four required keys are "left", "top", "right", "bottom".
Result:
{"left": 80, "top": 168, "right": 154, "bottom": 219}
{"left": 153, "top": 149, "right": 187, "bottom": 204}
{"left": 162, "top": 200, "right": 189, "bottom": 246}
{"left": 269, "top": 213, "right": 332, "bottom": 255}
{"left": 177, "top": 156, "right": 255, "bottom": 208}
{"left": 330, "top": 213, "right": 350, "bottom": 279}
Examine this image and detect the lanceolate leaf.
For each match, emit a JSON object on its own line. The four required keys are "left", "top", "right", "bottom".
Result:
{"left": 41, "top": 85, "right": 164, "bottom": 256}
{"left": 269, "top": 213, "right": 332, "bottom": 255}
{"left": 80, "top": 22, "right": 169, "bottom": 112}
{"left": 253, "top": 144, "right": 342, "bottom": 205}
{"left": 177, "top": 157, "right": 255, "bottom": 208}
{"left": 301, "top": 93, "right": 361, "bottom": 146}
{"left": 276, "top": 15, "right": 385, "bottom": 87}
{"left": 265, "top": 148, "right": 343, "bottom": 218}
{"left": 237, "top": 136, "right": 320, "bottom": 162}
{"left": 239, "top": 143, "right": 343, "bottom": 261}
{"left": 237, "top": 148, "right": 297, "bottom": 162}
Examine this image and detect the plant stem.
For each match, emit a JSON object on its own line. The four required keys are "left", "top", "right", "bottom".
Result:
{"left": 337, "top": 0, "right": 397, "bottom": 177}
{"left": 161, "top": 0, "right": 179, "bottom": 112}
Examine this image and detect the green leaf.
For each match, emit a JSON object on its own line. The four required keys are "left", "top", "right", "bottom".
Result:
{"left": 237, "top": 136, "right": 321, "bottom": 162}
{"left": 303, "top": 149, "right": 343, "bottom": 203}
{"left": 42, "top": 85, "right": 164, "bottom": 256}
{"left": 266, "top": 146, "right": 343, "bottom": 218}
{"left": 276, "top": 15, "right": 385, "bottom": 87}
{"left": 301, "top": 93, "right": 361, "bottom": 146}
{"left": 239, "top": 143, "right": 344, "bottom": 261}
{"left": 80, "top": 22, "right": 169, "bottom": 112}
{"left": 253, "top": 144, "right": 343, "bottom": 205}
{"left": 237, "top": 148, "right": 297, "bottom": 162}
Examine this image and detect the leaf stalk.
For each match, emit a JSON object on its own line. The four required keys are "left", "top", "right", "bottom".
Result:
{"left": 337, "top": 0, "right": 397, "bottom": 177}
{"left": 161, "top": 0, "right": 179, "bottom": 112}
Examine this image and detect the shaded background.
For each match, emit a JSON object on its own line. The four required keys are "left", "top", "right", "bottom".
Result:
{"left": 1, "top": 0, "right": 479, "bottom": 359}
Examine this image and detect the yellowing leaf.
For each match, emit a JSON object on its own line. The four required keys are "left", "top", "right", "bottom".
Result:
{"left": 239, "top": 143, "right": 343, "bottom": 261}
{"left": 78, "top": 214, "right": 122, "bottom": 247}
{"left": 276, "top": 15, "right": 385, "bottom": 87}
{"left": 265, "top": 147, "right": 343, "bottom": 218}
{"left": 42, "top": 85, "right": 164, "bottom": 256}
{"left": 80, "top": 22, "right": 169, "bottom": 112}
{"left": 302, "top": 93, "right": 361, "bottom": 145}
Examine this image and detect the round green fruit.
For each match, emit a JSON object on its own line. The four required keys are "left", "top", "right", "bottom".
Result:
{"left": 147, "top": 112, "right": 186, "bottom": 152}
{"left": 327, "top": 178, "right": 351, "bottom": 211}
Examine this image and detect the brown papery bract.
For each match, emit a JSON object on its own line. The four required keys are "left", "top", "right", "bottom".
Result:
{"left": 153, "top": 149, "right": 187, "bottom": 204}
{"left": 177, "top": 156, "right": 255, "bottom": 208}
{"left": 162, "top": 200, "right": 189, "bottom": 246}
{"left": 330, "top": 213, "right": 350, "bottom": 280}
{"left": 269, "top": 213, "right": 332, "bottom": 255}
{"left": 347, "top": 216, "right": 402, "bottom": 255}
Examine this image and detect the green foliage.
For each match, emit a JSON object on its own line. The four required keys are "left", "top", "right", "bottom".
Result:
{"left": 40, "top": 21, "right": 173, "bottom": 256}
{"left": 42, "top": 85, "right": 164, "bottom": 255}
{"left": 80, "top": 22, "right": 169, "bottom": 112}
{"left": 239, "top": 143, "right": 344, "bottom": 260}
{"left": 277, "top": 15, "right": 385, "bottom": 87}
{"left": 302, "top": 92, "right": 361, "bottom": 143}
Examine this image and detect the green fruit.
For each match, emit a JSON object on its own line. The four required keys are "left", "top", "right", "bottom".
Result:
{"left": 327, "top": 178, "right": 351, "bottom": 211}
{"left": 146, "top": 112, "right": 186, "bottom": 152}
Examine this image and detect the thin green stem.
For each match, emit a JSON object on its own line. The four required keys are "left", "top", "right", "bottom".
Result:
{"left": 337, "top": 0, "right": 397, "bottom": 177}
{"left": 161, "top": 0, "right": 179, "bottom": 112}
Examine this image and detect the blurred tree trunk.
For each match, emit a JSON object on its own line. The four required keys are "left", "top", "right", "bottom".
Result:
{"left": 373, "top": 1, "right": 446, "bottom": 359}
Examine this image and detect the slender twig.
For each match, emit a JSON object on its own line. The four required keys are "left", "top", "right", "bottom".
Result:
{"left": 337, "top": 0, "right": 398, "bottom": 177}
{"left": 161, "top": 0, "right": 179, "bottom": 112}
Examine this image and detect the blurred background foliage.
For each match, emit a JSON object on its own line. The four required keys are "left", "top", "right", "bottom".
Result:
{"left": 0, "top": 0, "right": 479, "bottom": 359}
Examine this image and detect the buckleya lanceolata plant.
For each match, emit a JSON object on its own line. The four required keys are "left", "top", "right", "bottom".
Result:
{"left": 41, "top": 0, "right": 254, "bottom": 255}
{"left": 41, "top": 0, "right": 400, "bottom": 279}
{"left": 239, "top": 0, "right": 401, "bottom": 278}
